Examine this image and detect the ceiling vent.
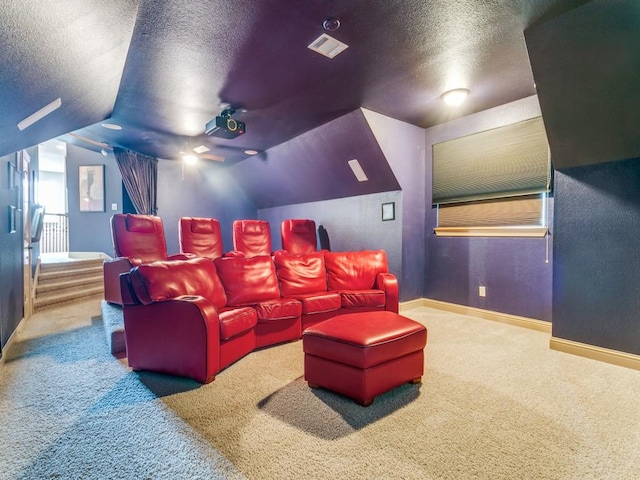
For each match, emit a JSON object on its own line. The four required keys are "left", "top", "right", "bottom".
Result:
{"left": 193, "top": 145, "right": 210, "bottom": 153}
{"left": 308, "top": 33, "right": 348, "bottom": 59}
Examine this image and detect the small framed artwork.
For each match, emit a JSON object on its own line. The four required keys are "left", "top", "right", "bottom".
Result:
{"left": 79, "top": 165, "right": 105, "bottom": 212}
{"left": 16, "top": 151, "right": 23, "bottom": 173}
{"left": 382, "top": 202, "right": 395, "bottom": 221}
{"left": 8, "top": 205, "right": 17, "bottom": 233}
{"left": 7, "top": 161, "right": 16, "bottom": 189}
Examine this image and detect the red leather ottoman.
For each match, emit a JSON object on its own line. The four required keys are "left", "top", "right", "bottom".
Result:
{"left": 302, "top": 311, "right": 427, "bottom": 406}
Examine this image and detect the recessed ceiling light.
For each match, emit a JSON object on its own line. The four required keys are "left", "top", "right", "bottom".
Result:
{"left": 348, "top": 159, "right": 368, "bottom": 182}
{"left": 193, "top": 145, "right": 210, "bottom": 153}
{"left": 441, "top": 88, "right": 470, "bottom": 107}
{"left": 308, "top": 33, "right": 348, "bottom": 59}
{"left": 244, "top": 149, "right": 259, "bottom": 155}
{"left": 101, "top": 122, "right": 122, "bottom": 130}
{"left": 17, "top": 98, "right": 62, "bottom": 131}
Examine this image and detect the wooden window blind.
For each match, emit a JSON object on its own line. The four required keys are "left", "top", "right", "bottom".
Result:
{"left": 434, "top": 195, "right": 548, "bottom": 237}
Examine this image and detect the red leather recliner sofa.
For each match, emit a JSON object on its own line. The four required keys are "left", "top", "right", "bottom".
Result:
{"left": 119, "top": 249, "right": 398, "bottom": 383}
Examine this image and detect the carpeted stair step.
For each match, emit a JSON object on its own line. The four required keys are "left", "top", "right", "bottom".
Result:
{"left": 35, "top": 257, "right": 105, "bottom": 312}
{"left": 36, "top": 270, "right": 102, "bottom": 288}
{"left": 38, "top": 265, "right": 103, "bottom": 283}
{"left": 36, "top": 276, "right": 103, "bottom": 295}
{"left": 34, "top": 287, "right": 104, "bottom": 311}
{"left": 38, "top": 258, "right": 103, "bottom": 272}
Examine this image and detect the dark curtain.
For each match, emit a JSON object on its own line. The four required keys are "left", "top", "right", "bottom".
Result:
{"left": 113, "top": 147, "right": 158, "bottom": 215}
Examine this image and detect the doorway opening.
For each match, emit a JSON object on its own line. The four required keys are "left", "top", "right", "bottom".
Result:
{"left": 37, "top": 140, "right": 69, "bottom": 254}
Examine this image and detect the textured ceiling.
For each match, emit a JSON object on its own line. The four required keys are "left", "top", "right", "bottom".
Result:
{"left": 0, "top": 0, "right": 592, "bottom": 165}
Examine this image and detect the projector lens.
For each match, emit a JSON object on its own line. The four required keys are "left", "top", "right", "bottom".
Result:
{"left": 226, "top": 118, "right": 238, "bottom": 131}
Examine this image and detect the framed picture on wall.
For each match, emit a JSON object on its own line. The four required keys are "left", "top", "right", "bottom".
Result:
{"left": 7, "top": 161, "right": 16, "bottom": 189}
{"left": 8, "top": 205, "right": 16, "bottom": 233}
{"left": 382, "top": 202, "right": 395, "bottom": 221}
{"left": 79, "top": 165, "right": 105, "bottom": 212}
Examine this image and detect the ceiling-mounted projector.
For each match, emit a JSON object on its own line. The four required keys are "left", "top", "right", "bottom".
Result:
{"left": 205, "top": 107, "right": 245, "bottom": 139}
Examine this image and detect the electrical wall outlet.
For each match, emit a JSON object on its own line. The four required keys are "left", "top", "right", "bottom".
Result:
{"left": 478, "top": 285, "right": 486, "bottom": 297}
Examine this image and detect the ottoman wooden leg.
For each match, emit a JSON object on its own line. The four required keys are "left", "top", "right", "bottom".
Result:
{"left": 361, "top": 398, "right": 374, "bottom": 407}
{"left": 308, "top": 382, "right": 320, "bottom": 389}
{"left": 409, "top": 377, "right": 422, "bottom": 384}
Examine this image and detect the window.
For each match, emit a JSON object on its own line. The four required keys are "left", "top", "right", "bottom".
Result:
{"left": 432, "top": 117, "right": 551, "bottom": 237}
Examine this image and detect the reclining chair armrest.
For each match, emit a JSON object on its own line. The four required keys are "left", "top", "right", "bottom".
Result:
{"left": 103, "top": 257, "right": 134, "bottom": 305}
{"left": 124, "top": 295, "right": 222, "bottom": 383}
{"left": 376, "top": 272, "right": 399, "bottom": 313}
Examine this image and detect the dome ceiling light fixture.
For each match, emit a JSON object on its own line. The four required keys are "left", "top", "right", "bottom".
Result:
{"left": 183, "top": 154, "right": 198, "bottom": 165}
{"left": 441, "top": 88, "right": 470, "bottom": 107}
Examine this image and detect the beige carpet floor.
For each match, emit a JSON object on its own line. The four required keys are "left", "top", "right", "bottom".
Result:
{"left": 1, "top": 299, "right": 639, "bottom": 479}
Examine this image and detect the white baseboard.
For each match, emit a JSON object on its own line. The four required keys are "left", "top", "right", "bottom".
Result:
{"left": 0, "top": 315, "right": 27, "bottom": 366}
{"left": 550, "top": 337, "right": 640, "bottom": 371}
{"left": 400, "top": 297, "right": 639, "bottom": 371}
{"left": 399, "top": 298, "right": 425, "bottom": 312}
{"left": 400, "top": 297, "right": 552, "bottom": 333}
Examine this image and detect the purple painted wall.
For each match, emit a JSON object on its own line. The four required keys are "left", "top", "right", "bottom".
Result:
{"left": 423, "top": 96, "right": 553, "bottom": 321}
{"left": 258, "top": 108, "right": 425, "bottom": 301}
{"left": 65, "top": 146, "right": 256, "bottom": 257}
{"left": 363, "top": 109, "right": 426, "bottom": 301}
{"left": 553, "top": 158, "right": 640, "bottom": 355}
{"left": 67, "top": 145, "right": 122, "bottom": 254}
{"left": 259, "top": 190, "right": 402, "bottom": 288}
{"left": 157, "top": 159, "right": 256, "bottom": 254}
{"left": 0, "top": 152, "right": 26, "bottom": 350}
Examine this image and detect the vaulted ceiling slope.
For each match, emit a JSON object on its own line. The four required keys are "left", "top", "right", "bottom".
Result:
{"left": 229, "top": 109, "right": 400, "bottom": 209}
{"left": 0, "top": 0, "right": 591, "bottom": 165}
{"left": 525, "top": 0, "right": 640, "bottom": 169}
{"left": 0, "top": 0, "right": 138, "bottom": 157}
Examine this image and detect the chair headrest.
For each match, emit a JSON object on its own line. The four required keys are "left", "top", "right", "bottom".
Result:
{"left": 291, "top": 220, "right": 315, "bottom": 233}
{"left": 125, "top": 214, "right": 157, "bottom": 233}
{"left": 190, "top": 218, "right": 217, "bottom": 234}
{"left": 240, "top": 221, "right": 268, "bottom": 235}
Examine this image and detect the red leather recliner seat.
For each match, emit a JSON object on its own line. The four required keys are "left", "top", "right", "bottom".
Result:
{"left": 103, "top": 213, "right": 188, "bottom": 305}
{"left": 214, "top": 255, "right": 302, "bottom": 348}
{"left": 179, "top": 217, "right": 224, "bottom": 259}
{"left": 120, "top": 257, "right": 258, "bottom": 383}
{"left": 232, "top": 220, "right": 272, "bottom": 257}
{"left": 275, "top": 250, "right": 398, "bottom": 329}
{"left": 281, "top": 219, "right": 318, "bottom": 254}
